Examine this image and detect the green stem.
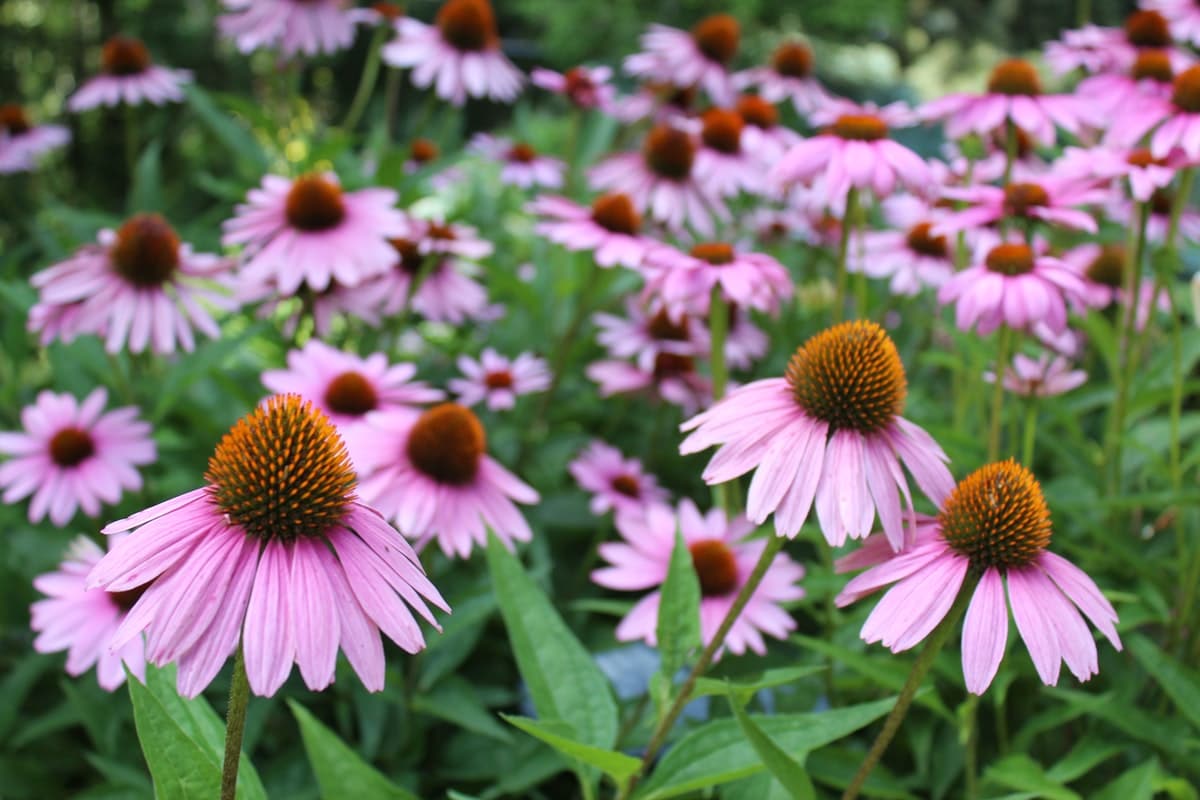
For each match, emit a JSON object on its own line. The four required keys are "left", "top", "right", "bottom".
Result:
{"left": 124, "top": 103, "right": 137, "bottom": 199}
{"left": 384, "top": 67, "right": 402, "bottom": 143}
{"left": 987, "top": 326, "right": 1014, "bottom": 460}
{"left": 842, "top": 573, "right": 980, "bottom": 800}
{"left": 963, "top": 694, "right": 981, "bottom": 800}
{"left": 1002, "top": 120, "right": 1017, "bottom": 187}
{"left": 1106, "top": 201, "right": 1150, "bottom": 497}
{"left": 617, "top": 536, "right": 787, "bottom": 800}
{"left": 1021, "top": 400, "right": 1038, "bottom": 468}
{"left": 833, "top": 187, "right": 859, "bottom": 324}
{"left": 342, "top": 26, "right": 387, "bottom": 132}
{"left": 220, "top": 647, "right": 251, "bottom": 800}
{"left": 709, "top": 287, "right": 729, "bottom": 401}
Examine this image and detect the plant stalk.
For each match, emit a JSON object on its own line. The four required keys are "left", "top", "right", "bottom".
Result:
{"left": 987, "top": 326, "right": 1014, "bottom": 460}
{"left": 220, "top": 647, "right": 251, "bottom": 800}
{"left": 833, "top": 187, "right": 859, "bottom": 323}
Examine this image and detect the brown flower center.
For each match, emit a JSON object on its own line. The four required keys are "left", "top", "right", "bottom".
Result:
{"left": 1151, "top": 187, "right": 1174, "bottom": 216}
{"left": 1132, "top": 49, "right": 1173, "bottom": 83}
{"left": 563, "top": 67, "right": 598, "bottom": 105}
{"left": 786, "top": 320, "right": 907, "bottom": 434}
{"left": 591, "top": 193, "right": 641, "bottom": 234}
{"left": 410, "top": 138, "right": 438, "bottom": 163}
{"left": 653, "top": 352, "right": 695, "bottom": 379}
{"left": 49, "top": 427, "right": 96, "bottom": 468}
{"left": 206, "top": 395, "right": 357, "bottom": 542}
{"left": 771, "top": 41, "right": 813, "bottom": 79}
{"left": 647, "top": 308, "right": 690, "bottom": 341}
{"left": 427, "top": 222, "right": 457, "bottom": 241}
{"left": 905, "top": 222, "right": 949, "bottom": 258}
{"left": 507, "top": 142, "right": 537, "bottom": 163}
{"left": 735, "top": 94, "right": 778, "bottom": 129}
{"left": 987, "top": 58, "right": 1042, "bottom": 96}
{"left": 1125, "top": 10, "right": 1172, "bottom": 48}
{"left": 1126, "top": 148, "right": 1165, "bottom": 168}
{"left": 830, "top": 114, "right": 888, "bottom": 142}
{"left": 285, "top": 175, "right": 347, "bottom": 232}
{"left": 689, "top": 539, "right": 739, "bottom": 597}
{"left": 109, "top": 214, "right": 181, "bottom": 288}
{"left": 484, "top": 370, "right": 514, "bottom": 389}
{"left": 939, "top": 459, "right": 1052, "bottom": 569}
{"left": 371, "top": 2, "right": 405, "bottom": 20}
{"left": 700, "top": 108, "right": 744, "bottom": 154}
{"left": 690, "top": 242, "right": 735, "bottom": 265}
{"left": 0, "top": 104, "right": 31, "bottom": 135}
{"left": 405, "top": 403, "right": 486, "bottom": 485}
{"left": 1171, "top": 65, "right": 1200, "bottom": 112}
{"left": 643, "top": 125, "right": 695, "bottom": 180}
{"left": 101, "top": 35, "right": 151, "bottom": 76}
{"left": 985, "top": 243, "right": 1035, "bottom": 276}
{"left": 1003, "top": 182, "right": 1050, "bottom": 217}
{"left": 610, "top": 474, "right": 641, "bottom": 498}
{"left": 1085, "top": 244, "right": 1126, "bottom": 288}
{"left": 390, "top": 237, "right": 425, "bottom": 275}
{"left": 324, "top": 371, "right": 378, "bottom": 417}
{"left": 435, "top": 0, "right": 498, "bottom": 52}
{"left": 691, "top": 14, "right": 739, "bottom": 65}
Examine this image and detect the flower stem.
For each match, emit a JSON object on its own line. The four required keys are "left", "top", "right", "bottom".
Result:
{"left": 709, "top": 287, "right": 729, "bottom": 402}
{"left": 841, "top": 572, "right": 979, "bottom": 800}
{"left": 1106, "top": 200, "right": 1150, "bottom": 496}
{"left": 124, "top": 103, "right": 138, "bottom": 197}
{"left": 1021, "top": 400, "right": 1038, "bottom": 468}
{"left": 1002, "top": 120, "right": 1017, "bottom": 187}
{"left": 987, "top": 325, "right": 1013, "bottom": 460}
{"left": 342, "top": 26, "right": 387, "bottom": 132}
{"left": 220, "top": 646, "right": 251, "bottom": 800}
{"left": 616, "top": 535, "right": 787, "bottom": 800}
{"left": 833, "top": 187, "right": 859, "bottom": 324}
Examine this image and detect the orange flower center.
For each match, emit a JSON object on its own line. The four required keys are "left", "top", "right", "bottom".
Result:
{"left": 689, "top": 539, "right": 739, "bottom": 596}
{"left": 643, "top": 125, "right": 695, "bottom": 180}
{"left": 647, "top": 308, "right": 690, "bottom": 341}
{"left": 590, "top": 193, "right": 641, "bottom": 234}
{"left": 405, "top": 403, "right": 486, "bottom": 485}
{"left": 610, "top": 474, "right": 641, "bottom": 498}
{"left": 563, "top": 67, "right": 596, "bottom": 103}
{"left": 1085, "top": 244, "right": 1126, "bottom": 288}
{"left": 735, "top": 94, "right": 778, "bottom": 129}
{"left": 206, "top": 395, "right": 357, "bottom": 542}
{"left": 0, "top": 104, "right": 31, "bottom": 135}
{"left": 1003, "top": 182, "right": 1050, "bottom": 217}
{"left": 786, "top": 320, "right": 907, "bottom": 434}
{"left": 939, "top": 459, "right": 1052, "bottom": 569}
{"left": 435, "top": 0, "right": 498, "bottom": 52}
{"left": 830, "top": 114, "right": 888, "bottom": 141}
{"left": 771, "top": 41, "right": 813, "bottom": 79}
{"left": 109, "top": 213, "right": 181, "bottom": 288}
{"left": 689, "top": 242, "right": 735, "bottom": 265}
{"left": 700, "top": 108, "right": 744, "bottom": 154}
{"left": 985, "top": 243, "right": 1035, "bottom": 276}
{"left": 652, "top": 352, "right": 695, "bottom": 379}
{"left": 49, "top": 426, "right": 95, "bottom": 467}
{"left": 691, "top": 14, "right": 739, "bottom": 65}
{"left": 1125, "top": 10, "right": 1172, "bottom": 48}
{"left": 1171, "top": 65, "right": 1200, "bottom": 112}
{"left": 101, "top": 35, "right": 151, "bottom": 76}
{"left": 324, "top": 371, "right": 378, "bottom": 417}
{"left": 371, "top": 2, "right": 405, "bottom": 20}
{"left": 410, "top": 138, "right": 438, "bottom": 163}
{"left": 986, "top": 58, "right": 1042, "bottom": 96}
{"left": 484, "top": 370, "right": 514, "bottom": 389}
{"left": 285, "top": 175, "right": 347, "bottom": 232}
{"left": 507, "top": 142, "right": 537, "bottom": 163}
{"left": 1126, "top": 147, "right": 1165, "bottom": 168}
{"left": 905, "top": 222, "right": 949, "bottom": 258}
{"left": 1132, "top": 49, "right": 1173, "bottom": 83}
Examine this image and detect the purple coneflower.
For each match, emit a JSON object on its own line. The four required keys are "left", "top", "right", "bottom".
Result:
{"left": 470, "top": 134, "right": 565, "bottom": 189}
{"left": 0, "top": 104, "right": 69, "bottom": 174}
{"left": 733, "top": 41, "right": 830, "bottom": 116}
{"left": 218, "top": 0, "right": 358, "bottom": 57}
{"left": 984, "top": 353, "right": 1087, "bottom": 397}
{"left": 848, "top": 196, "right": 956, "bottom": 297}
{"left": 68, "top": 35, "right": 191, "bottom": 111}
{"left": 644, "top": 241, "right": 791, "bottom": 317}
{"left": 528, "top": 193, "right": 656, "bottom": 271}
{"left": 692, "top": 107, "right": 762, "bottom": 197}
{"left": 530, "top": 65, "right": 616, "bottom": 111}
{"left": 624, "top": 14, "right": 741, "bottom": 105}
{"left": 448, "top": 349, "right": 550, "bottom": 411}
{"left": 568, "top": 440, "right": 669, "bottom": 518}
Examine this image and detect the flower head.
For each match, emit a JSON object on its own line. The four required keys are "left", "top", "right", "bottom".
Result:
{"left": 449, "top": 348, "right": 551, "bottom": 410}
{"left": 848, "top": 195, "right": 956, "bottom": 297}
{"left": 681, "top": 321, "right": 953, "bottom": 548}
{"left": 624, "top": 14, "right": 740, "bottom": 105}
{"left": 644, "top": 241, "right": 792, "bottom": 317}
{"left": 87, "top": 395, "right": 449, "bottom": 698}
{"left": 470, "top": 134, "right": 566, "bottom": 189}
{"left": 935, "top": 175, "right": 1104, "bottom": 235}
{"left": 528, "top": 193, "right": 656, "bottom": 271}
{"left": 0, "top": 104, "right": 69, "bottom": 174}
{"left": 68, "top": 35, "right": 191, "bottom": 111}
{"left": 568, "top": 440, "right": 669, "bottom": 518}
{"left": 733, "top": 41, "right": 830, "bottom": 115}
{"left": 218, "top": 0, "right": 358, "bottom": 56}
{"left": 530, "top": 65, "right": 616, "bottom": 110}
{"left": 984, "top": 353, "right": 1087, "bottom": 397}
{"left": 836, "top": 460, "right": 1121, "bottom": 694}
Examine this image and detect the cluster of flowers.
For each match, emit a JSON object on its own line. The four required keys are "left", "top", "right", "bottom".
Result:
{"left": 12, "top": 0, "right": 1165, "bottom": 710}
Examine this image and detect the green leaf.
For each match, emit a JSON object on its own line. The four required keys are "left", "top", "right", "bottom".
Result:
{"left": 127, "top": 664, "right": 266, "bottom": 800}
{"left": 635, "top": 697, "right": 894, "bottom": 799}
{"left": 183, "top": 85, "right": 269, "bottom": 178}
{"left": 128, "top": 140, "right": 162, "bottom": 214}
{"left": 501, "top": 715, "right": 641, "bottom": 782}
{"left": 289, "top": 700, "right": 418, "bottom": 800}
{"left": 656, "top": 528, "right": 701, "bottom": 684}
{"left": 728, "top": 693, "right": 817, "bottom": 800}
{"left": 983, "top": 754, "right": 1079, "bottom": 800}
{"left": 1128, "top": 635, "right": 1200, "bottom": 733}
{"left": 692, "top": 666, "right": 824, "bottom": 701}
{"left": 1092, "top": 759, "right": 1158, "bottom": 800}
{"left": 411, "top": 676, "right": 512, "bottom": 743}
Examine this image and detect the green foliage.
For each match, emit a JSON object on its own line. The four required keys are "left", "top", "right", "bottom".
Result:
{"left": 289, "top": 700, "right": 418, "bottom": 800}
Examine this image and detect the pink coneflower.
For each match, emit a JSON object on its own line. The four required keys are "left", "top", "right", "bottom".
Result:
{"left": 611, "top": 82, "right": 698, "bottom": 125}
{"left": 382, "top": 0, "right": 522, "bottom": 106}
{"left": 411, "top": 217, "right": 494, "bottom": 260}
{"left": 1044, "top": 24, "right": 1128, "bottom": 76}
{"left": 770, "top": 101, "right": 931, "bottom": 213}
{"left": 449, "top": 348, "right": 550, "bottom": 410}
{"left": 935, "top": 176, "right": 1104, "bottom": 235}
{"left": 1145, "top": 0, "right": 1200, "bottom": 47}
{"left": 938, "top": 236, "right": 1088, "bottom": 334}
{"left": 469, "top": 134, "right": 565, "bottom": 189}
{"left": 568, "top": 440, "right": 669, "bottom": 518}
{"left": 237, "top": 274, "right": 387, "bottom": 338}
{"left": 919, "top": 58, "right": 1093, "bottom": 147}
{"left": 679, "top": 321, "right": 953, "bottom": 548}
{"left": 217, "top": 0, "right": 358, "bottom": 56}
{"left": 984, "top": 353, "right": 1087, "bottom": 397}
{"left": 28, "top": 214, "right": 235, "bottom": 355}
{"left": 1108, "top": 189, "right": 1200, "bottom": 244}
{"left": 31, "top": 536, "right": 147, "bottom": 691}
{"left": 692, "top": 107, "right": 761, "bottom": 197}
{"left": 348, "top": 2, "right": 405, "bottom": 28}
{"left": 1077, "top": 48, "right": 1195, "bottom": 118}
{"left": 86, "top": 395, "right": 449, "bottom": 698}
{"left": 589, "top": 123, "right": 729, "bottom": 236}
{"left": 644, "top": 241, "right": 791, "bottom": 317}
{"left": 1055, "top": 144, "right": 1183, "bottom": 202}
{"left": 587, "top": 353, "right": 711, "bottom": 417}
{"left": 530, "top": 65, "right": 616, "bottom": 111}
{"left": 355, "top": 236, "right": 494, "bottom": 323}
{"left": 1105, "top": 64, "right": 1200, "bottom": 157}
{"left": 528, "top": 193, "right": 655, "bottom": 271}
{"left": 624, "top": 14, "right": 741, "bottom": 105}
{"left": 734, "top": 94, "right": 802, "bottom": 167}
{"left": 836, "top": 460, "right": 1121, "bottom": 694}
{"left": 0, "top": 388, "right": 155, "bottom": 526}
{"left": 404, "top": 138, "right": 440, "bottom": 173}
{"left": 593, "top": 300, "right": 705, "bottom": 372}
{"left": 1060, "top": 242, "right": 1171, "bottom": 329}
{"left": 716, "top": 306, "right": 770, "bottom": 371}
{"left": 0, "top": 105, "right": 69, "bottom": 174}
{"left": 733, "top": 41, "right": 829, "bottom": 116}
{"left": 592, "top": 499, "right": 804, "bottom": 655}
{"left": 347, "top": 404, "right": 538, "bottom": 558}
{"left": 223, "top": 173, "right": 405, "bottom": 295}
{"left": 67, "top": 35, "right": 191, "bottom": 112}
{"left": 261, "top": 340, "right": 442, "bottom": 431}
{"left": 848, "top": 196, "right": 956, "bottom": 297}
